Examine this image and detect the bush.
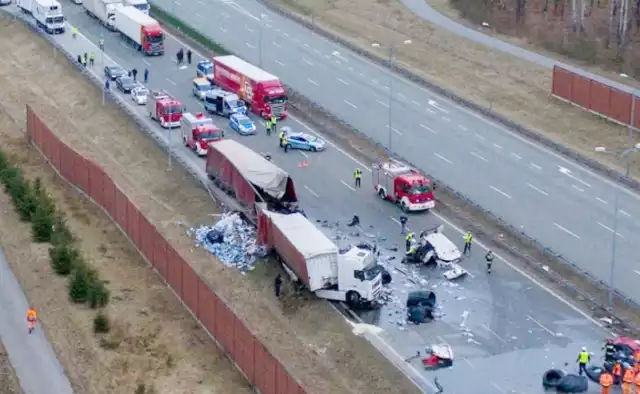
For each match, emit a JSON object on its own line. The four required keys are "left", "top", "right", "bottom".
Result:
{"left": 2, "top": 167, "right": 27, "bottom": 201}
{"left": 68, "top": 264, "right": 92, "bottom": 303}
{"left": 49, "top": 242, "right": 79, "bottom": 276}
{"left": 0, "top": 151, "right": 8, "bottom": 171}
{"left": 51, "top": 213, "right": 74, "bottom": 245}
{"left": 88, "top": 279, "right": 110, "bottom": 309}
{"left": 16, "top": 180, "right": 38, "bottom": 222}
{"left": 31, "top": 202, "right": 54, "bottom": 243}
{"left": 93, "top": 311, "right": 110, "bottom": 333}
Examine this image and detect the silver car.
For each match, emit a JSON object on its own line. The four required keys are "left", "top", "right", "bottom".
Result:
{"left": 0, "top": 0, "right": 12, "bottom": 6}
{"left": 192, "top": 78, "right": 212, "bottom": 100}
{"left": 131, "top": 86, "right": 148, "bottom": 105}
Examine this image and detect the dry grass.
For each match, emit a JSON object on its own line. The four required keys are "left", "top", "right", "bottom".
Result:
{"left": 0, "top": 343, "right": 22, "bottom": 394}
{"left": 0, "top": 15, "right": 420, "bottom": 394}
{"left": 273, "top": 0, "right": 640, "bottom": 179}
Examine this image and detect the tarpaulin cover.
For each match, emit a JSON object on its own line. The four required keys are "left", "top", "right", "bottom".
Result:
{"left": 266, "top": 211, "right": 337, "bottom": 261}
{"left": 210, "top": 139, "right": 290, "bottom": 199}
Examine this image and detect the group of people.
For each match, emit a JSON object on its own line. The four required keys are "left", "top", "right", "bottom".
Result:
{"left": 77, "top": 52, "right": 96, "bottom": 67}
{"left": 577, "top": 342, "right": 640, "bottom": 394}
{"left": 176, "top": 48, "right": 192, "bottom": 65}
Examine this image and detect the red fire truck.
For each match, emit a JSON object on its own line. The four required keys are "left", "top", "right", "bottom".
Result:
{"left": 212, "top": 55, "right": 288, "bottom": 119}
{"left": 147, "top": 90, "right": 183, "bottom": 128}
{"left": 372, "top": 160, "right": 435, "bottom": 212}
{"left": 181, "top": 112, "right": 222, "bottom": 157}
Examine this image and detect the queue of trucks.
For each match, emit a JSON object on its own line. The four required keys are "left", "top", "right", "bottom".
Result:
{"left": 18, "top": 0, "right": 66, "bottom": 34}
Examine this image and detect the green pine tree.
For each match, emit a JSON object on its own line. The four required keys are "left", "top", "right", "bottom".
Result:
{"left": 49, "top": 242, "right": 79, "bottom": 276}
{"left": 88, "top": 279, "right": 110, "bottom": 309}
{"left": 51, "top": 213, "right": 74, "bottom": 245}
{"left": 16, "top": 181, "right": 38, "bottom": 222}
{"left": 68, "top": 264, "right": 91, "bottom": 303}
{"left": 31, "top": 203, "right": 54, "bottom": 243}
{"left": 0, "top": 150, "right": 8, "bottom": 171}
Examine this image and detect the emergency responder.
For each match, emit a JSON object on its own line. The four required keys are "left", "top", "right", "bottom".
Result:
{"left": 104, "top": 79, "right": 110, "bottom": 91}
{"left": 634, "top": 350, "right": 640, "bottom": 371}
{"left": 405, "top": 232, "right": 415, "bottom": 252}
{"left": 279, "top": 129, "right": 285, "bottom": 148}
{"left": 26, "top": 306, "right": 37, "bottom": 334}
{"left": 132, "top": 68, "right": 138, "bottom": 81}
{"left": 144, "top": 68, "right": 149, "bottom": 84}
{"left": 463, "top": 231, "right": 473, "bottom": 255}
{"left": 283, "top": 133, "right": 289, "bottom": 153}
{"left": 89, "top": 52, "right": 95, "bottom": 66}
{"left": 399, "top": 215, "right": 408, "bottom": 235}
{"left": 77, "top": 54, "right": 82, "bottom": 65}
{"left": 634, "top": 369, "right": 640, "bottom": 394}
{"left": 577, "top": 347, "right": 590, "bottom": 375}
{"left": 270, "top": 114, "right": 277, "bottom": 134}
{"left": 485, "top": 250, "right": 494, "bottom": 274}
{"left": 354, "top": 168, "right": 362, "bottom": 188}
{"left": 187, "top": 49, "right": 192, "bottom": 64}
{"left": 600, "top": 370, "right": 613, "bottom": 394}
{"left": 99, "top": 38, "right": 104, "bottom": 51}
{"left": 266, "top": 118, "right": 272, "bottom": 136}
{"left": 274, "top": 274, "right": 282, "bottom": 298}
{"left": 71, "top": 26, "right": 78, "bottom": 39}
{"left": 604, "top": 339, "right": 617, "bottom": 362}
{"left": 613, "top": 362, "right": 622, "bottom": 384}
{"left": 81, "top": 54, "right": 87, "bottom": 67}
{"left": 622, "top": 366, "right": 635, "bottom": 394}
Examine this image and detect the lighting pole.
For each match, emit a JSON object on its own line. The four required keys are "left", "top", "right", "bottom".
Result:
{"left": 258, "top": 14, "right": 268, "bottom": 68}
{"left": 371, "top": 40, "right": 411, "bottom": 150}
{"left": 594, "top": 142, "right": 640, "bottom": 306}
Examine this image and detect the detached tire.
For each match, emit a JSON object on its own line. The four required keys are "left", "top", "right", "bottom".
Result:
{"left": 585, "top": 365, "right": 604, "bottom": 383}
{"left": 542, "top": 369, "right": 565, "bottom": 389}
{"left": 556, "top": 374, "right": 588, "bottom": 393}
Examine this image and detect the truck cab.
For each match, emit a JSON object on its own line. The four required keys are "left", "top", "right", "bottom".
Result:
{"left": 181, "top": 112, "right": 222, "bottom": 156}
{"left": 372, "top": 161, "right": 435, "bottom": 212}
{"left": 204, "top": 89, "right": 247, "bottom": 117}
{"left": 148, "top": 90, "right": 183, "bottom": 128}
{"left": 258, "top": 84, "right": 288, "bottom": 120}
{"left": 33, "top": 0, "right": 65, "bottom": 34}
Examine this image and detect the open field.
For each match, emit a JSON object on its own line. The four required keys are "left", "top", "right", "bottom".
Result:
{"left": 0, "top": 14, "right": 419, "bottom": 394}
{"left": 272, "top": 0, "right": 640, "bottom": 180}
{"left": 0, "top": 342, "right": 22, "bottom": 394}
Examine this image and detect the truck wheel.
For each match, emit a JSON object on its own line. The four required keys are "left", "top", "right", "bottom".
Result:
{"left": 401, "top": 202, "right": 409, "bottom": 213}
{"left": 310, "top": 146, "right": 317, "bottom": 152}
{"left": 378, "top": 189, "right": 386, "bottom": 200}
{"left": 183, "top": 137, "right": 188, "bottom": 147}
{"left": 346, "top": 291, "right": 361, "bottom": 308}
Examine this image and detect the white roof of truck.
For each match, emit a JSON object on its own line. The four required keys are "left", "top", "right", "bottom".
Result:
{"left": 210, "top": 139, "right": 290, "bottom": 199}
{"left": 115, "top": 5, "right": 156, "bottom": 25}
{"left": 267, "top": 212, "right": 338, "bottom": 259}
{"left": 214, "top": 55, "right": 278, "bottom": 83}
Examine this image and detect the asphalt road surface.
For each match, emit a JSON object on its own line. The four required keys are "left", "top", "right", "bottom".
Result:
{"left": 145, "top": 0, "right": 640, "bottom": 303}
{"left": 20, "top": 4, "right": 616, "bottom": 392}
{"left": 0, "top": 246, "right": 74, "bottom": 394}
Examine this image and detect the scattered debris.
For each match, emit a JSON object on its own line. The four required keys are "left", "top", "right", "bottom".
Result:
{"left": 443, "top": 264, "right": 468, "bottom": 280}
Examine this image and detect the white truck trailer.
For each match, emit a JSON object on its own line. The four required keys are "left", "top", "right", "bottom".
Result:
{"left": 17, "top": 0, "right": 34, "bottom": 13}
{"left": 113, "top": 5, "right": 164, "bottom": 56}
{"left": 83, "top": 0, "right": 122, "bottom": 30}
{"left": 32, "top": 0, "right": 65, "bottom": 34}
{"left": 124, "top": 0, "right": 148, "bottom": 14}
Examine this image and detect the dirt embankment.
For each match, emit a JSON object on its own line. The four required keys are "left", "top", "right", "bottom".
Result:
{"left": 0, "top": 14, "right": 420, "bottom": 394}
{"left": 271, "top": 0, "right": 640, "bottom": 180}
{"left": 0, "top": 343, "right": 22, "bottom": 394}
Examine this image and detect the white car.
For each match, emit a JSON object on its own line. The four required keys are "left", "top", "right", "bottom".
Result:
{"left": 131, "top": 86, "right": 148, "bottom": 105}
{"left": 0, "top": 0, "right": 12, "bottom": 5}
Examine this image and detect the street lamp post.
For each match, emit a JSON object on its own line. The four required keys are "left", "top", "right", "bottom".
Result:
{"left": 258, "top": 14, "right": 268, "bottom": 68}
{"left": 595, "top": 142, "right": 640, "bottom": 306}
{"left": 372, "top": 40, "right": 411, "bottom": 150}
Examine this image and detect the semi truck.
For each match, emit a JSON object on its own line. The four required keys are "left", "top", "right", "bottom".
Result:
{"left": 83, "top": 0, "right": 121, "bottom": 30}
{"left": 124, "top": 0, "right": 148, "bottom": 14}
{"left": 257, "top": 209, "right": 383, "bottom": 307}
{"left": 212, "top": 55, "right": 288, "bottom": 120}
{"left": 181, "top": 112, "right": 222, "bottom": 157}
{"left": 147, "top": 90, "right": 183, "bottom": 128}
{"left": 113, "top": 5, "right": 163, "bottom": 55}
{"left": 372, "top": 160, "right": 435, "bottom": 212}
{"left": 26, "top": 0, "right": 65, "bottom": 34}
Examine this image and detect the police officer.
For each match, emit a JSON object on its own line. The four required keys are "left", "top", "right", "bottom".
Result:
{"left": 89, "top": 52, "right": 95, "bottom": 66}
{"left": 270, "top": 114, "right": 277, "bottom": 134}
{"left": 81, "top": 54, "right": 87, "bottom": 67}
{"left": 279, "top": 128, "right": 285, "bottom": 148}
{"left": 144, "top": 68, "right": 149, "bottom": 84}
{"left": 187, "top": 49, "right": 192, "bottom": 64}
{"left": 283, "top": 133, "right": 289, "bottom": 153}
{"left": 99, "top": 38, "right": 104, "bottom": 51}
{"left": 274, "top": 274, "right": 282, "bottom": 298}
{"left": 265, "top": 118, "right": 272, "bottom": 136}
{"left": 132, "top": 68, "right": 138, "bottom": 81}
{"left": 485, "top": 250, "right": 494, "bottom": 274}
{"left": 399, "top": 215, "right": 408, "bottom": 235}
{"left": 463, "top": 231, "right": 473, "bottom": 255}
{"left": 405, "top": 232, "right": 415, "bottom": 252}
{"left": 577, "top": 347, "right": 590, "bottom": 376}
{"left": 354, "top": 168, "right": 362, "bottom": 188}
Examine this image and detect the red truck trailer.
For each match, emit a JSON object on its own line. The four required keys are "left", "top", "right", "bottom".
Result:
{"left": 205, "top": 140, "right": 297, "bottom": 218}
{"left": 212, "top": 55, "right": 288, "bottom": 120}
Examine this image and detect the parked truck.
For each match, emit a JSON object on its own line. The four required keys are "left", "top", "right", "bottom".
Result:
{"left": 257, "top": 209, "right": 383, "bottom": 307}
{"left": 181, "top": 112, "right": 222, "bottom": 157}
{"left": 113, "top": 5, "right": 163, "bottom": 55}
{"left": 17, "top": 0, "right": 34, "bottom": 13}
{"left": 30, "top": 0, "right": 65, "bottom": 34}
{"left": 83, "top": 0, "right": 121, "bottom": 30}
{"left": 147, "top": 90, "right": 183, "bottom": 128}
{"left": 372, "top": 160, "right": 435, "bottom": 212}
{"left": 124, "top": 0, "right": 147, "bottom": 14}
{"left": 212, "top": 55, "right": 288, "bottom": 120}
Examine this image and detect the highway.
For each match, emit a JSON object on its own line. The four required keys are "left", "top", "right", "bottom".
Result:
{"left": 21, "top": 3, "right": 614, "bottom": 392}
{"left": 144, "top": 0, "right": 640, "bottom": 303}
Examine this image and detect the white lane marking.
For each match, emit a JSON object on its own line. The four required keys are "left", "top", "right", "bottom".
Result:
{"left": 220, "top": 11, "right": 229, "bottom": 18}
{"left": 283, "top": 32, "right": 289, "bottom": 37}
{"left": 635, "top": 270, "right": 640, "bottom": 276}
{"left": 142, "top": 59, "right": 150, "bottom": 66}
{"left": 491, "top": 382, "right": 507, "bottom": 393}
{"left": 475, "top": 133, "right": 485, "bottom": 140}
{"left": 481, "top": 324, "right": 508, "bottom": 345}
{"left": 493, "top": 143, "right": 503, "bottom": 149}
{"left": 174, "top": 0, "right": 181, "bottom": 4}
{"left": 554, "top": 223, "right": 581, "bottom": 239}
{"left": 197, "top": 0, "right": 203, "bottom": 4}
{"left": 412, "top": 100, "right": 420, "bottom": 106}
{"left": 245, "top": 42, "right": 256, "bottom": 49}
{"left": 337, "top": 77, "right": 349, "bottom": 85}
{"left": 620, "top": 210, "right": 632, "bottom": 217}
{"left": 527, "top": 315, "right": 556, "bottom": 337}
{"left": 166, "top": 78, "right": 176, "bottom": 85}
{"left": 510, "top": 153, "right": 522, "bottom": 160}
{"left": 376, "top": 99, "right": 389, "bottom": 108}
{"left": 530, "top": 162, "right": 542, "bottom": 170}
{"left": 273, "top": 41, "right": 282, "bottom": 48}
{"left": 196, "top": 13, "right": 203, "bottom": 18}
{"left": 386, "top": 125, "right": 403, "bottom": 136}
{"left": 397, "top": 93, "right": 406, "bottom": 100}
{"left": 274, "top": 59, "right": 286, "bottom": 66}
{"left": 304, "top": 185, "right": 319, "bottom": 197}
{"left": 420, "top": 124, "right": 437, "bottom": 134}
{"left": 298, "top": 150, "right": 309, "bottom": 159}
{"left": 470, "top": 152, "right": 488, "bottom": 162}
{"left": 307, "top": 78, "right": 319, "bottom": 86}
{"left": 558, "top": 166, "right": 592, "bottom": 188}
{"left": 340, "top": 180, "right": 356, "bottom": 191}
{"left": 427, "top": 108, "right": 436, "bottom": 114}
{"left": 458, "top": 125, "right": 468, "bottom": 131}
{"left": 597, "top": 222, "right": 624, "bottom": 238}
{"left": 245, "top": 25, "right": 255, "bottom": 33}
{"left": 344, "top": 100, "right": 357, "bottom": 109}
{"left": 596, "top": 197, "right": 608, "bottom": 205}
{"left": 434, "top": 153, "right": 452, "bottom": 164}
{"left": 359, "top": 73, "right": 364, "bottom": 77}
{"left": 303, "top": 43, "right": 310, "bottom": 48}
{"left": 428, "top": 99, "right": 449, "bottom": 114}
{"left": 219, "top": 27, "right": 228, "bottom": 33}
{"left": 490, "top": 185, "right": 512, "bottom": 199}
{"left": 572, "top": 185, "right": 584, "bottom": 192}
{"left": 463, "top": 358, "right": 476, "bottom": 369}
{"left": 527, "top": 183, "right": 549, "bottom": 196}
{"left": 442, "top": 116, "right": 451, "bottom": 122}
{"left": 303, "top": 58, "right": 313, "bottom": 65}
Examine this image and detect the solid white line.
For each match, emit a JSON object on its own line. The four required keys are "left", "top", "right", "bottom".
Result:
{"left": 245, "top": 42, "right": 255, "bottom": 49}
{"left": 386, "top": 125, "right": 402, "bottom": 136}
{"left": 490, "top": 185, "right": 512, "bottom": 199}
{"left": 572, "top": 185, "right": 585, "bottom": 192}
{"left": 307, "top": 78, "right": 319, "bottom": 86}
{"left": 166, "top": 78, "right": 176, "bottom": 85}
{"left": 303, "top": 58, "right": 314, "bottom": 65}
{"left": 427, "top": 108, "right": 436, "bottom": 114}
{"left": 463, "top": 358, "right": 476, "bottom": 369}
{"left": 245, "top": 25, "right": 254, "bottom": 33}
{"left": 142, "top": 59, "right": 151, "bottom": 66}
{"left": 371, "top": 79, "right": 378, "bottom": 85}
{"left": 482, "top": 324, "right": 508, "bottom": 345}
{"left": 272, "top": 41, "right": 282, "bottom": 48}
{"left": 304, "top": 185, "right": 319, "bottom": 197}
{"left": 510, "top": 153, "right": 522, "bottom": 160}
{"left": 298, "top": 150, "right": 309, "bottom": 159}
{"left": 458, "top": 125, "right": 468, "bottom": 131}
{"left": 493, "top": 143, "right": 503, "bottom": 149}
{"left": 303, "top": 43, "right": 310, "bottom": 48}
{"left": 530, "top": 162, "right": 542, "bottom": 170}
{"left": 376, "top": 99, "right": 389, "bottom": 108}
{"left": 337, "top": 77, "right": 349, "bottom": 85}
{"left": 434, "top": 153, "right": 452, "bottom": 164}
{"left": 597, "top": 222, "right": 624, "bottom": 238}
{"left": 527, "top": 315, "right": 556, "bottom": 336}
{"left": 397, "top": 93, "right": 406, "bottom": 100}
{"left": 340, "top": 180, "right": 356, "bottom": 191}
{"left": 475, "top": 133, "right": 485, "bottom": 140}
{"left": 420, "top": 124, "right": 437, "bottom": 134}
{"left": 527, "top": 183, "right": 548, "bottom": 196}
{"left": 634, "top": 270, "right": 640, "bottom": 276}
{"left": 470, "top": 151, "right": 488, "bottom": 162}
{"left": 283, "top": 32, "right": 289, "bottom": 37}
{"left": 274, "top": 60, "right": 286, "bottom": 66}
{"left": 344, "top": 100, "right": 357, "bottom": 109}
{"left": 620, "top": 210, "right": 632, "bottom": 217}
{"left": 596, "top": 197, "right": 608, "bottom": 205}
{"left": 442, "top": 117, "right": 450, "bottom": 122}
{"left": 554, "top": 223, "right": 580, "bottom": 239}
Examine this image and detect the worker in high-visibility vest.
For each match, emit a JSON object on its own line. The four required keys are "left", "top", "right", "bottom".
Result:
{"left": 405, "top": 232, "right": 415, "bottom": 252}
{"left": 622, "top": 367, "right": 635, "bottom": 394}
{"left": 634, "top": 369, "right": 640, "bottom": 394}
{"left": 577, "top": 347, "right": 590, "bottom": 375}
{"left": 26, "top": 306, "right": 37, "bottom": 334}
{"left": 265, "top": 119, "right": 272, "bottom": 136}
{"left": 463, "top": 231, "right": 473, "bottom": 255}
{"left": 353, "top": 168, "right": 362, "bottom": 188}
{"left": 600, "top": 371, "right": 613, "bottom": 394}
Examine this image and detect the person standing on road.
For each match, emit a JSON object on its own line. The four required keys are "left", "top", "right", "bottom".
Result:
{"left": 405, "top": 232, "right": 415, "bottom": 252}
{"left": 279, "top": 129, "right": 285, "bottom": 148}
{"left": 26, "top": 306, "right": 37, "bottom": 334}
{"left": 71, "top": 26, "right": 77, "bottom": 39}
{"left": 265, "top": 118, "right": 272, "bottom": 135}
{"left": 104, "top": 79, "right": 110, "bottom": 91}
{"left": 144, "top": 68, "right": 149, "bottom": 84}
{"left": 603, "top": 339, "right": 616, "bottom": 362}
{"left": 187, "top": 49, "right": 192, "bottom": 64}
{"left": 577, "top": 347, "right": 590, "bottom": 376}
{"left": 633, "top": 369, "right": 640, "bottom": 394}
{"left": 81, "top": 54, "right": 87, "bottom": 67}
{"left": 132, "top": 68, "right": 138, "bottom": 81}
{"left": 622, "top": 367, "right": 635, "bottom": 394}
{"left": 463, "top": 231, "right": 473, "bottom": 255}
{"left": 99, "top": 38, "right": 104, "bottom": 51}
{"left": 399, "top": 215, "right": 408, "bottom": 235}
{"left": 89, "top": 52, "right": 96, "bottom": 66}
{"left": 600, "top": 371, "right": 613, "bottom": 394}
{"left": 353, "top": 168, "right": 362, "bottom": 188}
{"left": 283, "top": 133, "right": 289, "bottom": 153}
{"left": 270, "top": 114, "right": 277, "bottom": 133}
{"left": 485, "top": 250, "right": 494, "bottom": 274}
{"left": 274, "top": 274, "right": 282, "bottom": 298}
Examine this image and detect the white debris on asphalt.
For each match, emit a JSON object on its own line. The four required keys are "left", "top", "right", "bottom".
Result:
{"left": 188, "top": 212, "right": 267, "bottom": 272}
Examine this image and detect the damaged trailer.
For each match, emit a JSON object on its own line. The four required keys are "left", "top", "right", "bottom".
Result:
{"left": 205, "top": 139, "right": 299, "bottom": 222}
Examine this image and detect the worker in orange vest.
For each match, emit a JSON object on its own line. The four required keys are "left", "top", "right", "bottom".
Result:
{"left": 635, "top": 351, "right": 640, "bottom": 372}
{"left": 614, "top": 362, "right": 623, "bottom": 384}
{"left": 633, "top": 370, "right": 640, "bottom": 394}
{"left": 623, "top": 367, "right": 635, "bottom": 394}
{"left": 600, "top": 370, "right": 613, "bottom": 394}
{"left": 26, "top": 306, "right": 37, "bottom": 334}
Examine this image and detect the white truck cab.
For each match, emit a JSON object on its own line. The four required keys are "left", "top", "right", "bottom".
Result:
{"left": 32, "top": 0, "right": 65, "bottom": 34}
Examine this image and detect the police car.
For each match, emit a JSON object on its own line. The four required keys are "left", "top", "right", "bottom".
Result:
{"left": 229, "top": 113, "right": 256, "bottom": 136}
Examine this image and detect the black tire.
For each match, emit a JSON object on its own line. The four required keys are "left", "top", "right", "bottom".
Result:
{"left": 346, "top": 291, "right": 361, "bottom": 307}
{"left": 310, "top": 146, "right": 316, "bottom": 152}
{"left": 381, "top": 269, "right": 392, "bottom": 285}
{"left": 378, "top": 189, "right": 386, "bottom": 200}
{"left": 556, "top": 374, "right": 588, "bottom": 393}
{"left": 401, "top": 201, "right": 409, "bottom": 213}
{"left": 542, "top": 369, "right": 565, "bottom": 389}
{"left": 406, "top": 291, "right": 436, "bottom": 308}
{"left": 585, "top": 365, "right": 604, "bottom": 384}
